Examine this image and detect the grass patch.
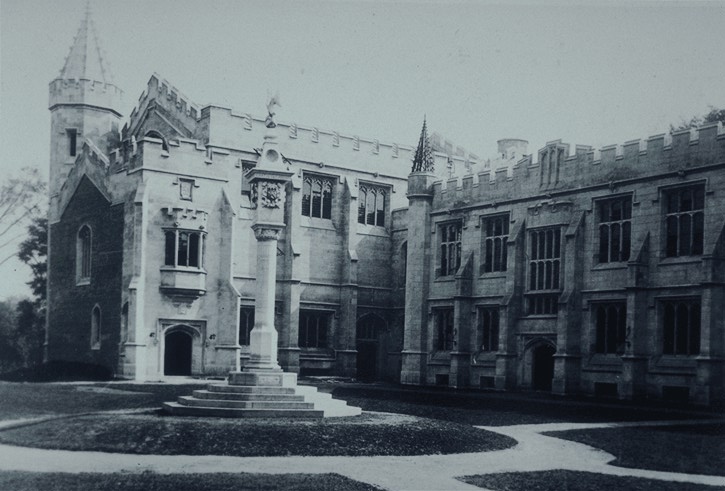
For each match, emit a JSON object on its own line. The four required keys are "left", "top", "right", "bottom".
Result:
{"left": 331, "top": 386, "right": 712, "bottom": 426}
{"left": 460, "top": 470, "right": 724, "bottom": 491}
{"left": 0, "top": 471, "right": 380, "bottom": 491}
{"left": 0, "top": 411, "right": 514, "bottom": 456}
{"left": 0, "top": 382, "right": 207, "bottom": 420}
{"left": 545, "top": 423, "right": 725, "bottom": 477}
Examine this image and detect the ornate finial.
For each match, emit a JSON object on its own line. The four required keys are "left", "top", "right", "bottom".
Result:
{"left": 265, "top": 92, "right": 281, "bottom": 128}
{"left": 412, "top": 116, "right": 434, "bottom": 173}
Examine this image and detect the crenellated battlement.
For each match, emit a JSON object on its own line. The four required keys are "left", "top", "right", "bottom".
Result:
{"left": 125, "top": 73, "right": 201, "bottom": 138}
{"left": 48, "top": 77, "right": 124, "bottom": 115}
{"left": 432, "top": 122, "right": 725, "bottom": 210}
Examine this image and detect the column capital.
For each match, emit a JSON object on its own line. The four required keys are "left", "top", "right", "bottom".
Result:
{"left": 252, "top": 222, "right": 285, "bottom": 241}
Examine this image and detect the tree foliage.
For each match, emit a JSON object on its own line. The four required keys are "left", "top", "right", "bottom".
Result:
{"left": 18, "top": 217, "right": 48, "bottom": 304}
{"left": 0, "top": 167, "right": 46, "bottom": 266}
{"left": 670, "top": 106, "right": 725, "bottom": 132}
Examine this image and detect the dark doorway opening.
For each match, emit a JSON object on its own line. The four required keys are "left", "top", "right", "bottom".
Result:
{"left": 532, "top": 344, "right": 555, "bottom": 391}
{"left": 356, "top": 315, "right": 385, "bottom": 381}
{"left": 164, "top": 330, "right": 192, "bottom": 376}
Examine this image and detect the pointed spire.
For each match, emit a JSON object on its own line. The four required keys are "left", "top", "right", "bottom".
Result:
{"left": 412, "top": 117, "right": 435, "bottom": 173}
{"left": 58, "top": 3, "right": 114, "bottom": 84}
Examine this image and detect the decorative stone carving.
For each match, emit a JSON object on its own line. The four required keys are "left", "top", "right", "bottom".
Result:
{"left": 253, "top": 226, "right": 281, "bottom": 241}
{"left": 259, "top": 181, "right": 283, "bottom": 208}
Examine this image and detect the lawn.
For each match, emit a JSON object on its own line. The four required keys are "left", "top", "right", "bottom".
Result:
{"left": 0, "top": 381, "right": 206, "bottom": 420}
{"left": 0, "top": 471, "right": 381, "bottom": 491}
{"left": 459, "top": 470, "right": 725, "bottom": 491}
{"left": 331, "top": 385, "right": 714, "bottom": 426}
{"left": 0, "top": 410, "right": 515, "bottom": 456}
{"left": 545, "top": 423, "right": 725, "bottom": 477}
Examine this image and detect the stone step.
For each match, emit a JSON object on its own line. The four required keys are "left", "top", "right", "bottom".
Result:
{"left": 162, "top": 402, "right": 324, "bottom": 419}
{"left": 206, "top": 384, "right": 297, "bottom": 395}
{"left": 192, "top": 390, "right": 306, "bottom": 402}
{"left": 178, "top": 396, "right": 314, "bottom": 410}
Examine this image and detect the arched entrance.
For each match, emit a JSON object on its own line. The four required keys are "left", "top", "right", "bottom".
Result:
{"left": 532, "top": 344, "right": 556, "bottom": 391}
{"left": 164, "top": 330, "right": 192, "bottom": 376}
{"left": 356, "top": 315, "right": 386, "bottom": 381}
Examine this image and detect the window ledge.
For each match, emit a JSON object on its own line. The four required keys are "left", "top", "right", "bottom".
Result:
{"left": 591, "top": 263, "right": 628, "bottom": 271}
{"left": 356, "top": 224, "right": 389, "bottom": 237}
{"left": 160, "top": 266, "right": 207, "bottom": 273}
{"left": 478, "top": 273, "right": 507, "bottom": 279}
{"left": 523, "top": 314, "right": 558, "bottom": 319}
{"left": 91, "top": 344, "right": 101, "bottom": 351}
{"left": 300, "top": 217, "right": 336, "bottom": 231}
{"left": 658, "top": 257, "right": 702, "bottom": 266}
{"left": 434, "top": 276, "right": 455, "bottom": 283}
{"left": 160, "top": 267, "right": 207, "bottom": 297}
{"left": 76, "top": 278, "right": 90, "bottom": 287}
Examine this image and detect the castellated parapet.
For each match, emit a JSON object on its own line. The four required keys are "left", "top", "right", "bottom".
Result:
{"left": 432, "top": 122, "right": 725, "bottom": 210}
{"left": 49, "top": 78, "right": 124, "bottom": 116}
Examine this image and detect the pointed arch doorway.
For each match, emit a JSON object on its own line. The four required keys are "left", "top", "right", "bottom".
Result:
{"left": 356, "top": 314, "right": 386, "bottom": 382}
{"left": 164, "top": 330, "right": 192, "bottom": 376}
{"left": 532, "top": 344, "right": 556, "bottom": 391}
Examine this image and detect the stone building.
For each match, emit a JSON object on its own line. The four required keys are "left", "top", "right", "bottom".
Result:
{"left": 46, "top": 11, "right": 724, "bottom": 404}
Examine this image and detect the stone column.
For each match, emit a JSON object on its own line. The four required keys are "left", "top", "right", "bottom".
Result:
{"left": 246, "top": 224, "right": 284, "bottom": 371}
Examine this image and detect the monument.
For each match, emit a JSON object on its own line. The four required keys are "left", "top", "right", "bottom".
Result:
{"left": 163, "top": 101, "right": 361, "bottom": 418}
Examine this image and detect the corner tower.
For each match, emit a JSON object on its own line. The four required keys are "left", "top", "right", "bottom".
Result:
{"left": 48, "top": 5, "right": 123, "bottom": 220}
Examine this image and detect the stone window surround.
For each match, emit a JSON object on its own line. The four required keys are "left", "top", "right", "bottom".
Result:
{"left": 76, "top": 224, "right": 92, "bottom": 286}
{"left": 592, "top": 301, "right": 627, "bottom": 355}
{"left": 661, "top": 182, "right": 705, "bottom": 259}
{"left": 525, "top": 226, "right": 563, "bottom": 316}
{"left": 480, "top": 213, "right": 510, "bottom": 275}
{"left": 660, "top": 296, "right": 701, "bottom": 356}
{"left": 437, "top": 220, "right": 462, "bottom": 278}
{"left": 596, "top": 195, "right": 632, "bottom": 264}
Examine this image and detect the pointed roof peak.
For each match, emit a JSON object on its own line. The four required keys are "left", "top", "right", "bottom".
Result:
{"left": 57, "top": 4, "right": 114, "bottom": 84}
{"left": 412, "top": 117, "right": 435, "bottom": 173}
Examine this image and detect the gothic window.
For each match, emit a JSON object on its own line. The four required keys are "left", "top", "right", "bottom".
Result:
{"left": 662, "top": 299, "right": 700, "bottom": 356}
{"left": 479, "top": 307, "right": 499, "bottom": 352}
{"left": 664, "top": 185, "right": 705, "bottom": 257}
{"left": 164, "top": 229, "right": 205, "bottom": 268}
{"left": 481, "top": 214, "right": 509, "bottom": 273}
{"left": 179, "top": 179, "right": 194, "bottom": 201}
{"left": 302, "top": 175, "right": 333, "bottom": 219}
{"left": 357, "top": 184, "right": 387, "bottom": 227}
{"left": 67, "top": 129, "right": 78, "bottom": 157}
{"left": 241, "top": 162, "right": 255, "bottom": 195}
{"left": 594, "top": 302, "right": 626, "bottom": 354}
{"left": 239, "top": 307, "right": 255, "bottom": 346}
{"left": 91, "top": 305, "right": 101, "bottom": 349}
{"left": 435, "top": 308, "right": 455, "bottom": 351}
{"left": 598, "top": 196, "right": 632, "bottom": 263}
{"left": 76, "top": 225, "right": 92, "bottom": 283}
{"left": 298, "top": 310, "right": 330, "bottom": 348}
{"left": 526, "top": 228, "right": 562, "bottom": 315}
{"left": 144, "top": 130, "right": 169, "bottom": 152}
{"left": 439, "top": 222, "right": 462, "bottom": 276}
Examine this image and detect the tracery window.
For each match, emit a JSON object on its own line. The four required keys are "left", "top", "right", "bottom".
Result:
{"left": 664, "top": 185, "right": 705, "bottom": 257}
{"left": 239, "top": 307, "right": 255, "bottom": 346}
{"left": 435, "top": 308, "right": 455, "bottom": 351}
{"left": 598, "top": 197, "right": 631, "bottom": 263}
{"left": 357, "top": 184, "right": 387, "bottom": 227}
{"left": 526, "top": 228, "right": 562, "bottom": 315}
{"left": 301, "top": 175, "right": 333, "bottom": 219}
{"left": 164, "top": 229, "right": 205, "bottom": 268}
{"left": 76, "top": 225, "right": 92, "bottom": 283}
{"left": 440, "top": 222, "right": 462, "bottom": 276}
{"left": 594, "top": 302, "right": 626, "bottom": 354}
{"left": 479, "top": 307, "right": 499, "bottom": 352}
{"left": 298, "top": 310, "right": 330, "bottom": 348}
{"left": 481, "top": 214, "right": 509, "bottom": 273}
{"left": 662, "top": 299, "right": 700, "bottom": 356}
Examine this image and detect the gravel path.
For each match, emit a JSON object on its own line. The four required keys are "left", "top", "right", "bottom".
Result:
{"left": 0, "top": 416, "right": 723, "bottom": 490}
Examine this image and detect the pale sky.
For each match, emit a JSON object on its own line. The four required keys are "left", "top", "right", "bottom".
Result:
{"left": 1, "top": 0, "right": 724, "bottom": 300}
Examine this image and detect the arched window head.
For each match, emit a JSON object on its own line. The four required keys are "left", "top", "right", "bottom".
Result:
{"left": 76, "top": 225, "right": 92, "bottom": 284}
{"left": 145, "top": 130, "right": 169, "bottom": 152}
{"left": 91, "top": 305, "right": 102, "bottom": 349}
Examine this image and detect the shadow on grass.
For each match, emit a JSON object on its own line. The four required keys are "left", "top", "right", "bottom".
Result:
{"left": 459, "top": 470, "right": 723, "bottom": 491}
{"left": 330, "top": 385, "right": 716, "bottom": 426}
{"left": 545, "top": 423, "right": 725, "bottom": 477}
{"left": 0, "top": 470, "right": 380, "bottom": 491}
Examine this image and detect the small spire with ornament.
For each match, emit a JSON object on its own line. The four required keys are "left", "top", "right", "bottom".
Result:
{"left": 411, "top": 117, "right": 435, "bottom": 173}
